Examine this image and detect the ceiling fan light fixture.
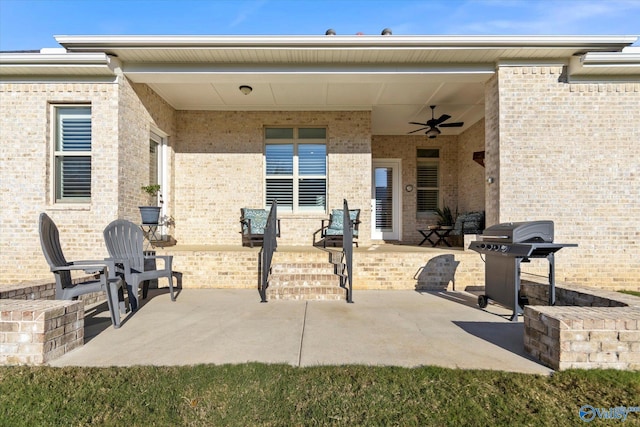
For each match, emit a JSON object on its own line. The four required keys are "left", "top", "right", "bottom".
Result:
{"left": 426, "top": 128, "right": 440, "bottom": 138}
{"left": 408, "top": 105, "right": 464, "bottom": 138}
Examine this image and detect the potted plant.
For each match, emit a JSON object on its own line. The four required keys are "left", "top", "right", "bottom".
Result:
{"left": 139, "top": 184, "right": 162, "bottom": 225}
{"left": 435, "top": 206, "right": 455, "bottom": 230}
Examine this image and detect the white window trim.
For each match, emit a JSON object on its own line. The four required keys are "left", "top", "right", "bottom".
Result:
{"left": 264, "top": 127, "right": 327, "bottom": 214}
{"left": 50, "top": 104, "right": 92, "bottom": 206}
{"left": 416, "top": 157, "right": 440, "bottom": 217}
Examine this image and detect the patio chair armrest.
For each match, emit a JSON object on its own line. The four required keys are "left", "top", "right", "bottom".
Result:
{"left": 144, "top": 254, "right": 173, "bottom": 271}
{"left": 52, "top": 263, "right": 107, "bottom": 274}
{"left": 320, "top": 219, "right": 330, "bottom": 236}
{"left": 100, "top": 258, "right": 119, "bottom": 280}
{"left": 104, "top": 257, "right": 132, "bottom": 275}
{"left": 240, "top": 218, "right": 253, "bottom": 235}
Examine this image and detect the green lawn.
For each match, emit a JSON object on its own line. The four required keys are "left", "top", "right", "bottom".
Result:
{"left": 619, "top": 290, "right": 640, "bottom": 298}
{"left": 1, "top": 364, "right": 639, "bottom": 426}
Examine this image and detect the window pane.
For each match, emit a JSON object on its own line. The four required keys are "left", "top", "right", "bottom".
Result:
{"left": 149, "top": 140, "right": 159, "bottom": 186}
{"left": 417, "top": 164, "right": 438, "bottom": 187}
{"left": 417, "top": 189, "right": 439, "bottom": 212}
{"left": 298, "top": 178, "right": 326, "bottom": 210}
{"left": 265, "top": 128, "right": 294, "bottom": 139}
{"left": 298, "top": 128, "right": 326, "bottom": 139}
{"left": 55, "top": 106, "right": 91, "bottom": 202}
{"left": 265, "top": 144, "right": 293, "bottom": 175}
{"left": 57, "top": 110, "right": 91, "bottom": 152}
{"left": 375, "top": 167, "right": 393, "bottom": 230}
{"left": 266, "top": 178, "right": 293, "bottom": 208}
{"left": 417, "top": 149, "right": 439, "bottom": 158}
{"left": 298, "top": 144, "right": 326, "bottom": 175}
{"left": 56, "top": 156, "right": 91, "bottom": 200}
{"left": 264, "top": 127, "right": 327, "bottom": 212}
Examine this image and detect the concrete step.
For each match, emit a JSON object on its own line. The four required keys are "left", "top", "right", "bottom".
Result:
{"left": 266, "top": 282, "right": 347, "bottom": 301}
{"left": 267, "top": 261, "right": 345, "bottom": 301}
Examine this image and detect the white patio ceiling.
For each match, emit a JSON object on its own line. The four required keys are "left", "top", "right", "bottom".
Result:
{"left": 51, "top": 35, "right": 638, "bottom": 136}
{"left": 128, "top": 70, "right": 490, "bottom": 136}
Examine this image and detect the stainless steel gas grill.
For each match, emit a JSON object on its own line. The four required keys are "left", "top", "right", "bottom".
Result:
{"left": 468, "top": 221, "right": 577, "bottom": 321}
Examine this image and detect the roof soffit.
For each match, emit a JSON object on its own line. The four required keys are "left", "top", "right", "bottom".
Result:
{"left": 56, "top": 35, "right": 637, "bottom": 65}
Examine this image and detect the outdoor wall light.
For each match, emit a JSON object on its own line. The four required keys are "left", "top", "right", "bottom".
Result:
{"left": 239, "top": 85, "right": 253, "bottom": 95}
{"left": 405, "top": 184, "right": 414, "bottom": 192}
{"left": 487, "top": 177, "right": 495, "bottom": 184}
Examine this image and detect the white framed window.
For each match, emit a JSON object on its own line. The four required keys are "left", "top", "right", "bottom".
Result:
{"left": 53, "top": 106, "right": 92, "bottom": 203}
{"left": 417, "top": 149, "right": 439, "bottom": 215}
{"left": 265, "top": 127, "right": 326, "bottom": 213}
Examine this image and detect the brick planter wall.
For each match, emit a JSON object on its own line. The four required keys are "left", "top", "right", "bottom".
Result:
{"left": 0, "top": 277, "right": 105, "bottom": 365}
{"left": 523, "top": 281, "right": 640, "bottom": 370}
{"left": 524, "top": 306, "right": 640, "bottom": 370}
{"left": 0, "top": 299, "right": 84, "bottom": 365}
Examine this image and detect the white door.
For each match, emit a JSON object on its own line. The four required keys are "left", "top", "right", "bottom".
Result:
{"left": 150, "top": 129, "right": 168, "bottom": 238}
{"left": 371, "top": 159, "right": 401, "bottom": 240}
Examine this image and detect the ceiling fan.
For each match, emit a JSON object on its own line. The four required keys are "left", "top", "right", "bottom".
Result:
{"left": 408, "top": 105, "right": 464, "bottom": 138}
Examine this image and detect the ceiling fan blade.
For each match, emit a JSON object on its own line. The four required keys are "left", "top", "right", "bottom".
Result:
{"left": 407, "top": 127, "right": 428, "bottom": 134}
{"left": 434, "top": 114, "right": 451, "bottom": 125}
{"left": 408, "top": 121, "right": 428, "bottom": 126}
{"left": 439, "top": 122, "right": 464, "bottom": 128}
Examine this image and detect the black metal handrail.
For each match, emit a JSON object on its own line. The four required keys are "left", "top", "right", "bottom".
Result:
{"left": 341, "top": 199, "right": 354, "bottom": 303}
{"left": 260, "top": 201, "right": 278, "bottom": 302}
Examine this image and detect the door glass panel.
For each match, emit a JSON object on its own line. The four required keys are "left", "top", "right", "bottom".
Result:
{"left": 374, "top": 167, "right": 393, "bottom": 231}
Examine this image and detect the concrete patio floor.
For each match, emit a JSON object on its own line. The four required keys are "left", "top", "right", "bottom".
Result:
{"left": 50, "top": 289, "right": 552, "bottom": 375}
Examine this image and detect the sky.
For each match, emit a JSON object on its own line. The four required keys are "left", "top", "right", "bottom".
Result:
{"left": 0, "top": 0, "right": 639, "bottom": 51}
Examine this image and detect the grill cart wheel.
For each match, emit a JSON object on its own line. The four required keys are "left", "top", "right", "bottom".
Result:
{"left": 518, "top": 293, "right": 529, "bottom": 309}
{"left": 478, "top": 295, "right": 489, "bottom": 308}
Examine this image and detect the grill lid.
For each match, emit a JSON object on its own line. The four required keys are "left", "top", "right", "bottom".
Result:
{"left": 482, "top": 220, "right": 554, "bottom": 243}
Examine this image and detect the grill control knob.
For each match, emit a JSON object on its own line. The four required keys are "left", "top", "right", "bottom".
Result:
{"left": 500, "top": 245, "right": 508, "bottom": 252}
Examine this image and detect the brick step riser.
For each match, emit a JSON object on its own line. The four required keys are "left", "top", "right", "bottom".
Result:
{"left": 268, "top": 274, "right": 340, "bottom": 287}
{"left": 267, "top": 260, "right": 345, "bottom": 300}
{"left": 271, "top": 252, "right": 333, "bottom": 264}
{"left": 270, "top": 265, "right": 338, "bottom": 275}
{"left": 266, "top": 287, "right": 347, "bottom": 301}
{"left": 271, "top": 262, "right": 342, "bottom": 277}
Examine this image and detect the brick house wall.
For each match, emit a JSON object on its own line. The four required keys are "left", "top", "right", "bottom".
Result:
{"left": 492, "top": 66, "right": 640, "bottom": 289}
{"left": 0, "top": 81, "right": 120, "bottom": 284}
{"left": 484, "top": 74, "right": 500, "bottom": 227}
{"left": 372, "top": 135, "right": 457, "bottom": 243}
{"left": 172, "top": 110, "right": 372, "bottom": 246}
{"left": 371, "top": 120, "right": 485, "bottom": 244}
{"left": 1, "top": 72, "right": 638, "bottom": 291}
{"left": 117, "top": 80, "right": 176, "bottom": 222}
{"left": 457, "top": 119, "right": 486, "bottom": 213}
{"left": 0, "top": 78, "right": 177, "bottom": 285}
